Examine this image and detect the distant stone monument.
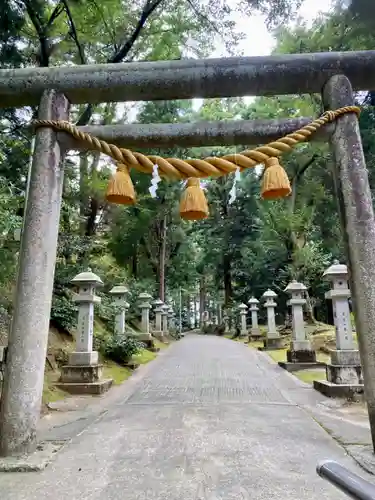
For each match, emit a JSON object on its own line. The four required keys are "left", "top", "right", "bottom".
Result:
{"left": 248, "top": 297, "right": 262, "bottom": 340}
{"left": 238, "top": 303, "right": 248, "bottom": 338}
{"left": 262, "top": 289, "right": 283, "bottom": 350}
{"left": 109, "top": 285, "right": 129, "bottom": 336}
{"left": 153, "top": 298, "right": 164, "bottom": 341}
{"left": 162, "top": 304, "right": 169, "bottom": 336}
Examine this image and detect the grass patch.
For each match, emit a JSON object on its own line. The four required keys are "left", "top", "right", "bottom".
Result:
{"left": 42, "top": 370, "right": 69, "bottom": 404}
{"left": 102, "top": 361, "right": 132, "bottom": 385}
{"left": 316, "top": 351, "right": 330, "bottom": 364}
{"left": 154, "top": 339, "right": 168, "bottom": 350}
{"left": 132, "top": 348, "right": 157, "bottom": 364}
{"left": 267, "top": 349, "right": 288, "bottom": 363}
{"left": 248, "top": 340, "right": 263, "bottom": 349}
{"left": 294, "top": 369, "right": 326, "bottom": 383}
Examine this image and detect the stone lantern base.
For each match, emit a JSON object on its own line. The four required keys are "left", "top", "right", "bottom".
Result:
{"left": 152, "top": 330, "right": 165, "bottom": 342}
{"left": 56, "top": 350, "right": 113, "bottom": 395}
{"left": 260, "top": 335, "right": 284, "bottom": 350}
{"left": 313, "top": 349, "right": 364, "bottom": 398}
{"left": 249, "top": 327, "right": 263, "bottom": 341}
{"left": 136, "top": 332, "right": 160, "bottom": 352}
{"left": 278, "top": 350, "right": 326, "bottom": 372}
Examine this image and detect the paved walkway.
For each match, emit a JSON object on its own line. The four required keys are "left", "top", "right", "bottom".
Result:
{"left": 0, "top": 334, "right": 373, "bottom": 499}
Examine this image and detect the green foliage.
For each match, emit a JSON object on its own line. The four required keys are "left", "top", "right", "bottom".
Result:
{"left": 50, "top": 295, "right": 77, "bottom": 332}
{"left": 101, "top": 335, "right": 144, "bottom": 364}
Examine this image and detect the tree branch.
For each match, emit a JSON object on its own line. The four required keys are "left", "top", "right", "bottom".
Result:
{"left": 46, "top": 2, "right": 65, "bottom": 30}
{"left": 111, "top": 0, "right": 164, "bottom": 63}
{"left": 76, "top": 0, "right": 165, "bottom": 126}
{"left": 62, "top": 0, "right": 86, "bottom": 65}
{"left": 289, "top": 154, "right": 318, "bottom": 184}
{"left": 22, "top": 0, "right": 50, "bottom": 66}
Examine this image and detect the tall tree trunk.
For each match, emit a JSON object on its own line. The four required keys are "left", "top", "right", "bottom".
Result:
{"left": 305, "top": 290, "right": 317, "bottom": 325}
{"left": 199, "top": 275, "right": 206, "bottom": 328}
{"left": 79, "top": 152, "right": 89, "bottom": 234}
{"left": 223, "top": 253, "right": 233, "bottom": 307}
{"left": 186, "top": 294, "right": 191, "bottom": 328}
{"left": 85, "top": 153, "right": 100, "bottom": 237}
{"left": 131, "top": 245, "right": 138, "bottom": 279}
{"left": 194, "top": 295, "right": 198, "bottom": 328}
{"left": 288, "top": 157, "right": 318, "bottom": 324}
{"left": 158, "top": 216, "right": 167, "bottom": 301}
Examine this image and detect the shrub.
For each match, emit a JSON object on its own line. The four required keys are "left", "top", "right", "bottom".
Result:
{"left": 101, "top": 335, "right": 144, "bottom": 365}
{"left": 50, "top": 294, "right": 77, "bottom": 332}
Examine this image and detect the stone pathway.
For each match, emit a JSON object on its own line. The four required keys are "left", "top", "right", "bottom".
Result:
{"left": 0, "top": 334, "right": 373, "bottom": 499}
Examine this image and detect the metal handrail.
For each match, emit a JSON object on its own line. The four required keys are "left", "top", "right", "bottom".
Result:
{"left": 317, "top": 460, "right": 375, "bottom": 500}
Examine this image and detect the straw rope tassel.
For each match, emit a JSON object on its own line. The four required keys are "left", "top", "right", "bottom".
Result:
{"left": 106, "top": 163, "right": 136, "bottom": 205}
{"left": 180, "top": 178, "right": 209, "bottom": 220}
{"left": 261, "top": 157, "right": 292, "bottom": 200}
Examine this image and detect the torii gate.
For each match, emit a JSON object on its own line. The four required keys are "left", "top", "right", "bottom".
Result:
{"left": 0, "top": 51, "right": 375, "bottom": 457}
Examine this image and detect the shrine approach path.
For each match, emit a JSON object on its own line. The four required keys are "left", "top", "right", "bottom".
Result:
{"left": 0, "top": 334, "right": 371, "bottom": 500}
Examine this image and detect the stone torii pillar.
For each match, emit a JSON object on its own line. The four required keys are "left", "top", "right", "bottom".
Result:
{"left": 248, "top": 297, "right": 262, "bottom": 340}
{"left": 57, "top": 269, "right": 113, "bottom": 394}
{"left": 109, "top": 285, "right": 129, "bottom": 336}
{"left": 238, "top": 303, "right": 248, "bottom": 338}
{"left": 314, "top": 261, "right": 363, "bottom": 398}
{"left": 262, "top": 289, "right": 283, "bottom": 350}
{"left": 0, "top": 90, "right": 69, "bottom": 457}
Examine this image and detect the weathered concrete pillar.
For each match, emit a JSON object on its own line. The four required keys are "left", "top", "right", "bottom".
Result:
{"left": 153, "top": 298, "right": 164, "bottom": 340}
{"left": 0, "top": 90, "right": 69, "bottom": 457}
{"left": 109, "top": 285, "right": 129, "bottom": 336}
{"left": 314, "top": 261, "right": 363, "bottom": 397}
{"left": 323, "top": 76, "right": 373, "bottom": 431}
{"left": 262, "top": 289, "right": 283, "bottom": 350}
{"left": 279, "top": 281, "right": 323, "bottom": 371}
{"left": 57, "top": 270, "right": 112, "bottom": 395}
{"left": 138, "top": 292, "right": 152, "bottom": 343}
{"left": 238, "top": 303, "right": 248, "bottom": 337}
{"left": 248, "top": 297, "right": 262, "bottom": 340}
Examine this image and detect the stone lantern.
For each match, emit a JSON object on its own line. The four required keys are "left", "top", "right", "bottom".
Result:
{"left": 153, "top": 298, "right": 164, "bottom": 339}
{"left": 262, "top": 289, "right": 283, "bottom": 349}
{"left": 109, "top": 285, "right": 129, "bottom": 336}
{"left": 167, "top": 306, "right": 175, "bottom": 332}
{"left": 314, "top": 261, "right": 363, "bottom": 397}
{"left": 162, "top": 304, "right": 169, "bottom": 336}
{"left": 279, "top": 280, "right": 322, "bottom": 371}
{"left": 57, "top": 269, "right": 113, "bottom": 394}
{"left": 248, "top": 297, "right": 262, "bottom": 340}
{"left": 138, "top": 292, "right": 153, "bottom": 342}
{"left": 238, "top": 303, "right": 248, "bottom": 337}
{"left": 223, "top": 314, "right": 229, "bottom": 333}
